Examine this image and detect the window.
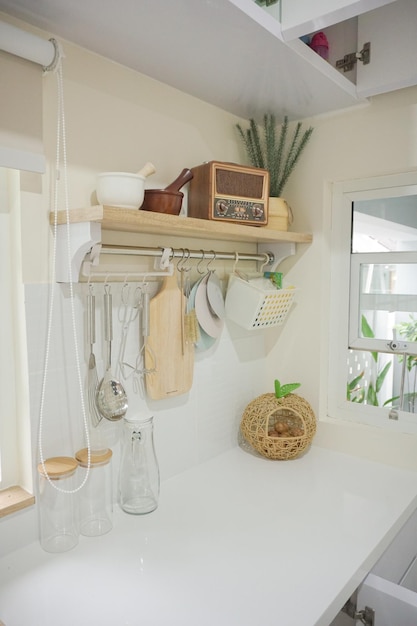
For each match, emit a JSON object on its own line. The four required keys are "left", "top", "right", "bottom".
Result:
{"left": 328, "top": 172, "right": 417, "bottom": 433}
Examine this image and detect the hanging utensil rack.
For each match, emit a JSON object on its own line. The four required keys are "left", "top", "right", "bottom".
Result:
{"left": 81, "top": 244, "right": 274, "bottom": 282}
{"left": 50, "top": 206, "right": 312, "bottom": 282}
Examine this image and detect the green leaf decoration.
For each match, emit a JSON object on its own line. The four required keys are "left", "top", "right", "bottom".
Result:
{"left": 274, "top": 379, "right": 281, "bottom": 397}
{"left": 274, "top": 379, "right": 301, "bottom": 398}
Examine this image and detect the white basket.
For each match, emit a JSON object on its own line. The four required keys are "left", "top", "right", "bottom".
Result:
{"left": 225, "top": 274, "right": 296, "bottom": 329}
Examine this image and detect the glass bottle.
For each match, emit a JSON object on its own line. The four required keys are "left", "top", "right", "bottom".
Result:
{"left": 119, "top": 415, "right": 159, "bottom": 515}
{"left": 75, "top": 447, "right": 113, "bottom": 537}
{"left": 37, "top": 456, "right": 79, "bottom": 553}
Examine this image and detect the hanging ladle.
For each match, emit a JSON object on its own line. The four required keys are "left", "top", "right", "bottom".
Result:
{"left": 96, "top": 284, "right": 128, "bottom": 421}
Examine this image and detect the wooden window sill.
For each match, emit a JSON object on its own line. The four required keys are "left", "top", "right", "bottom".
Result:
{"left": 0, "top": 486, "right": 35, "bottom": 518}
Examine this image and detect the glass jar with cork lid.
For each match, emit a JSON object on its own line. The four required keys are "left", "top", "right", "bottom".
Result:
{"left": 75, "top": 447, "right": 113, "bottom": 537}
{"left": 37, "top": 456, "right": 79, "bottom": 553}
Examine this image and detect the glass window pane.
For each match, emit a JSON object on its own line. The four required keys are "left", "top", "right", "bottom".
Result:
{"left": 359, "top": 263, "right": 417, "bottom": 341}
{"left": 352, "top": 195, "right": 417, "bottom": 253}
{"left": 347, "top": 349, "right": 417, "bottom": 414}
{"left": 359, "top": 262, "right": 417, "bottom": 341}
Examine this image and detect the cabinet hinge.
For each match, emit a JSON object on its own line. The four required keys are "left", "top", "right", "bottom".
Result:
{"left": 336, "top": 42, "right": 371, "bottom": 72}
{"left": 342, "top": 596, "right": 375, "bottom": 626}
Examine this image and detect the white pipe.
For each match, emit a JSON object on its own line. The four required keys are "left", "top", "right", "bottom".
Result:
{"left": 0, "top": 20, "right": 59, "bottom": 70}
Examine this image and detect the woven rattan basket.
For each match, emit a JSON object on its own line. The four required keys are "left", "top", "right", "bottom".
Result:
{"left": 241, "top": 393, "right": 316, "bottom": 460}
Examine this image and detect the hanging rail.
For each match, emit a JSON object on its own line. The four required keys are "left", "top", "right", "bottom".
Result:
{"left": 81, "top": 243, "right": 273, "bottom": 281}
{"left": 98, "top": 244, "right": 274, "bottom": 264}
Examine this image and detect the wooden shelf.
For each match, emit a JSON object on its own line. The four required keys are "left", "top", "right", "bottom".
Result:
{"left": 50, "top": 206, "right": 313, "bottom": 245}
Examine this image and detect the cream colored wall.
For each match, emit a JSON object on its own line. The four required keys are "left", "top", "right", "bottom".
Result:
{"left": 12, "top": 16, "right": 417, "bottom": 470}
{"left": 20, "top": 32, "right": 246, "bottom": 283}
{"left": 265, "top": 86, "right": 417, "bottom": 469}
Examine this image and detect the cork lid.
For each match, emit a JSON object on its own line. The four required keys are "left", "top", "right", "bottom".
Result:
{"left": 37, "top": 456, "right": 78, "bottom": 479}
{"left": 75, "top": 447, "right": 112, "bottom": 468}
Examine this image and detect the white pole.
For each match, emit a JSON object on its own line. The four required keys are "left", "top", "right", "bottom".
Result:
{"left": 0, "top": 20, "right": 59, "bottom": 70}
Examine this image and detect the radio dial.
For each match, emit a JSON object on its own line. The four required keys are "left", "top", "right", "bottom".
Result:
{"left": 217, "top": 201, "right": 228, "bottom": 215}
{"left": 252, "top": 204, "right": 263, "bottom": 218}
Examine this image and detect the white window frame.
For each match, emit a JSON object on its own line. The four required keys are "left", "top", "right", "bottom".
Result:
{"left": 328, "top": 171, "right": 417, "bottom": 434}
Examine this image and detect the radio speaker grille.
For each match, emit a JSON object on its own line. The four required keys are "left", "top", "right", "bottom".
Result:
{"left": 216, "top": 169, "right": 264, "bottom": 199}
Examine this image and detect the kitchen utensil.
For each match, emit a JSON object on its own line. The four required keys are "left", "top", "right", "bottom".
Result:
{"left": 187, "top": 278, "right": 216, "bottom": 352}
{"left": 118, "top": 284, "right": 142, "bottom": 381}
{"left": 144, "top": 273, "right": 194, "bottom": 399}
{"left": 195, "top": 273, "right": 224, "bottom": 338}
{"left": 206, "top": 271, "right": 225, "bottom": 320}
{"left": 163, "top": 168, "right": 193, "bottom": 193}
{"left": 96, "top": 162, "right": 156, "bottom": 209}
{"left": 183, "top": 271, "right": 199, "bottom": 345}
{"left": 96, "top": 285, "right": 128, "bottom": 420}
{"left": 136, "top": 162, "right": 156, "bottom": 178}
{"left": 87, "top": 287, "right": 102, "bottom": 428}
{"left": 141, "top": 168, "right": 193, "bottom": 215}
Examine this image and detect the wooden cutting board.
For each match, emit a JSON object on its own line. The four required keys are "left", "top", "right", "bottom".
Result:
{"left": 145, "top": 273, "right": 194, "bottom": 399}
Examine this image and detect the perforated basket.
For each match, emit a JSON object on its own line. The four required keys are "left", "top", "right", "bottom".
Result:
{"left": 225, "top": 274, "right": 296, "bottom": 329}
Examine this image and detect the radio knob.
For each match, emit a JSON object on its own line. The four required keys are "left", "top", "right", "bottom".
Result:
{"left": 252, "top": 204, "right": 263, "bottom": 218}
{"left": 217, "top": 200, "right": 228, "bottom": 215}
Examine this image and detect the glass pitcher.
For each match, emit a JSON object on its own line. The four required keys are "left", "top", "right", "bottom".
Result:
{"left": 119, "top": 414, "right": 159, "bottom": 515}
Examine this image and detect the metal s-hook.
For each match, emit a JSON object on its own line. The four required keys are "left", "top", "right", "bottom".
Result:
{"left": 183, "top": 248, "right": 191, "bottom": 272}
{"left": 176, "top": 248, "right": 186, "bottom": 272}
{"left": 177, "top": 248, "right": 191, "bottom": 273}
{"left": 206, "top": 250, "right": 216, "bottom": 273}
{"left": 197, "top": 250, "right": 206, "bottom": 275}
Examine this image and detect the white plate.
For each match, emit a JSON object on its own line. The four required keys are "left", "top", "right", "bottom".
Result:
{"left": 206, "top": 271, "right": 225, "bottom": 320}
{"left": 188, "top": 278, "right": 216, "bottom": 351}
{"left": 195, "top": 273, "right": 224, "bottom": 338}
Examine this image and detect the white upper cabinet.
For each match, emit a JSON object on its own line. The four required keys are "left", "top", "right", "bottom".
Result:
{"left": 0, "top": 0, "right": 415, "bottom": 121}
{"left": 280, "top": 0, "right": 417, "bottom": 106}
{"left": 356, "top": 0, "right": 417, "bottom": 97}
{"left": 280, "top": 0, "right": 397, "bottom": 40}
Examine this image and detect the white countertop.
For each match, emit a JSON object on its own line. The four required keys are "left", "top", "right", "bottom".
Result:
{"left": 1, "top": 445, "right": 417, "bottom": 626}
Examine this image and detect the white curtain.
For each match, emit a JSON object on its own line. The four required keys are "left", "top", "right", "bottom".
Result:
{"left": 0, "top": 39, "right": 45, "bottom": 172}
{"left": 0, "top": 168, "right": 32, "bottom": 490}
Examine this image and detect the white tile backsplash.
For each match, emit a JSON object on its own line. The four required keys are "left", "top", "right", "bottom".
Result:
{"left": 9, "top": 280, "right": 270, "bottom": 551}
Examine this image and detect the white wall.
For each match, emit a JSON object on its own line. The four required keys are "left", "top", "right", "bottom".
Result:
{"left": 4, "top": 16, "right": 417, "bottom": 554}
{"left": 266, "top": 86, "right": 417, "bottom": 469}
{"left": 0, "top": 23, "right": 272, "bottom": 554}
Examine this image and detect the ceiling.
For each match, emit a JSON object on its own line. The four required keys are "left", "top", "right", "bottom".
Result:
{"left": 0, "top": 0, "right": 362, "bottom": 120}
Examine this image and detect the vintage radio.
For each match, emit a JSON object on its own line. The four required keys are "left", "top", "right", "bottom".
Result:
{"left": 188, "top": 161, "right": 269, "bottom": 225}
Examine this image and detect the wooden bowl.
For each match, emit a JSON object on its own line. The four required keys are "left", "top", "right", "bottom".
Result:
{"left": 140, "top": 189, "right": 184, "bottom": 215}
